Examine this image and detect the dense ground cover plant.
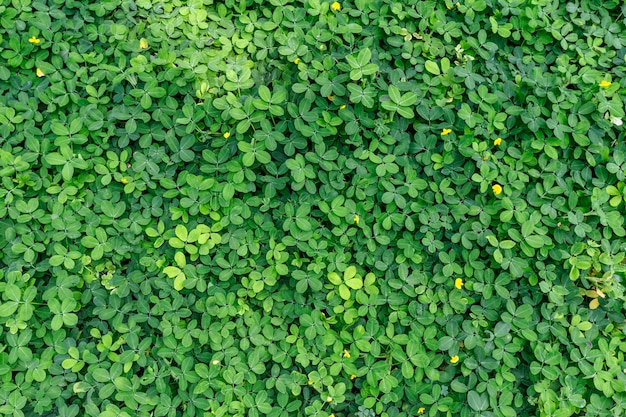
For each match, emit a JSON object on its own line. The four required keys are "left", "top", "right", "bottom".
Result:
{"left": 1, "top": 0, "right": 626, "bottom": 416}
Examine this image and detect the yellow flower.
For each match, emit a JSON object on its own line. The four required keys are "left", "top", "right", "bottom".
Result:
{"left": 331, "top": 1, "right": 340, "bottom": 11}
{"left": 441, "top": 128, "right": 452, "bottom": 136}
{"left": 308, "top": 380, "right": 313, "bottom": 385}
{"left": 350, "top": 374, "right": 357, "bottom": 380}
{"left": 121, "top": 177, "right": 128, "bottom": 184}
{"left": 223, "top": 132, "right": 230, "bottom": 138}
{"left": 294, "top": 58, "right": 300, "bottom": 64}
{"left": 492, "top": 184, "right": 503, "bottom": 195}
{"left": 353, "top": 214, "right": 359, "bottom": 224}
{"left": 450, "top": 355, "right": 459, "bottom": 364}
{"left": 326, "top": 396, "right": 333, "bottom": 402}
{"left": 212, "top": 360, "right": 220, "bottom": 365}
{"left": 36, "top": 68, "right": 45, "bottom": 77}
{"left": 328, "top": 95, "right": 333, "bottom": 101}
{"left": 139, "top": 38, "right": 149, "bottom": 49}
{"left": 599, "top": 80, "right": 611, "bottom": 88}
{"left": 455, "top": 278, "right": 464, "bottom": 289}
{"left": 418, "top": 408, "right": 426, "bottom": 414}
{"left": 343, "top": 349, "right": 350, "bottom": 358}
{"left": 29, "top": 36, "right": 41, "bottom": 44}
{"left": 340, "top": 104, "right": 346, "bottom": 109}
{"left": 329, "top": 415, "right": 335, "bottom": 417}
{"left": 494, "top": 137, "right": 502, "bottom": 146}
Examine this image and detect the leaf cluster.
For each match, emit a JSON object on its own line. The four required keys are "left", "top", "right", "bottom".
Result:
{"left": 0, "top": 0, "right": 626, "bottom": 416}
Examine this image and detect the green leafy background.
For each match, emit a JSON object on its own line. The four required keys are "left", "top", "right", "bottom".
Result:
{"left": 1, "top": 0, "right": 626, "bottom": 416}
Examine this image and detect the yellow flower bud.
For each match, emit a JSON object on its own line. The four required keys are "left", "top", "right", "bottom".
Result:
{"left": 223, "top": 132, "right": 230, "bottom": 138}
{"left": 455, "top": 278, "right": 464, "bottom": 289}
{"left": 294, "top": 58, "right": 300, "bottom": 64}
{"left": 450, "top": 355, "right": 459, "bottom": 364}
{"left": 441, "top": 128, "right": 452, "bottom": 136}
{"left": 29, "top": 36, "right": 41, "bottom": 44}
{"left": 343, "top": 349, "right": 350, "bottom": 358}
{"left": 492, "top": 184, "right": 502, "bottom": 195}
{"left": 599, "top": 80, "right": 611, "bottom": 88}
{"left": 36, "top": 68, "right": 45, "bottom": 77}
{"left": 494, "top": 137, "right": 502, "bottom": 146}
{"left": 331, "top": 1, "right": 340, "bottom": 11}
{"left": 139, "top": 38, "right": 149, "bottom": 49}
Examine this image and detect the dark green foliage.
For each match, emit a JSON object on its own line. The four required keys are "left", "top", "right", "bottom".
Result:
{"left": 0, "top": 0, "right": 626, "bottom": 416}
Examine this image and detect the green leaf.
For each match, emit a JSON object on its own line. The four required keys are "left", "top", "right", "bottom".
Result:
{"left": 388, "top": 85, "right": 401, "bottom": 104}
{"left": 4, "top": 284, "right": 20, "bottom": 302}
{"left": 424, "top": 60, "right": 440, "bottom": 75}
{"left": 45, "top": 153, "right": 68, "bottom": 165}
{"left": 345, "top": 276, "right": 363, "bottom": 290}
{"left": 339, "top": 284, "right": 351, "bottom": 300}
{"left": 356, "top": 48, "right": 371, "bottom": 66}
{"left": 175, "top": 225, "right": 188, "bottom": 241}
{"left": 101, "top": 201, "right": 126, "bottom": 218}
{"left": 468, "top": 391, "right": 488, "bottom": 411}
{"left": 0, "top": 301, "right": 19, "bottom": 317}
{"left": 163, "top": 266, "right": 182, "bottom": 278}
{"left": 328, "top": 272, "right": 342, "bottom": 285}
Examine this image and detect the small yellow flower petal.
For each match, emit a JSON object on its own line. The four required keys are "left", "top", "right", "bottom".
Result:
{"left": 121, "top": 177, "right": 128, "bottom": 184}
{"left": 36, "top": 68, "right": 45, "bottom": 77}
{"left": 494, "top": 137, "right": 502, "bottom": 146}
{"left": 294, "top": 58, "right": 300, "bottom": 64}
{"left": 29, "top": 36, "right": 41, "bottom": 44}
{"left": 418, "top": 408, "right": 426, "bottom": 415}
{"left": 450, "top": 355, "right": 459, "bottom": 364}
{"left": 492, "top": 184, "right": 502, "bottom": 195}
{"left": 327, "top": 95, "right": 333, "bottom": 101}
{"left": 455, "top": 278, "right": 464, "bottom": 289}
{"left": 331, "top": 1, "right": 340, "bottom": 11}
{"left": 223, "top": 132, "right": 230, "bottom": 138}
{"left": 212, "top": 360, "right": 220, "bottom": 365}
{"left": 441, "top": 128, "right": 452, "bottom": 136}
{"left": 350, "top": 374, "right": 357, "bottom": 380}
{"left": 353, "top": 214, "right": 359, "bottom": 224}
{"left": 599, "top": 80, "right": 611, "bottom": 88}
{"left": 340, "top": 104, "right": 346, "bottom": 109}
{"left": 343, "top": 349, "right": 350, "bottom": 358}
{"left": 308, "top": 380, "right": 313, "bottom": 385}
{"left": 139, "top": 38, "right": 149, "bottom": 49}
{"left": 326, "top": 396, "right": 333, "bottom": 402}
